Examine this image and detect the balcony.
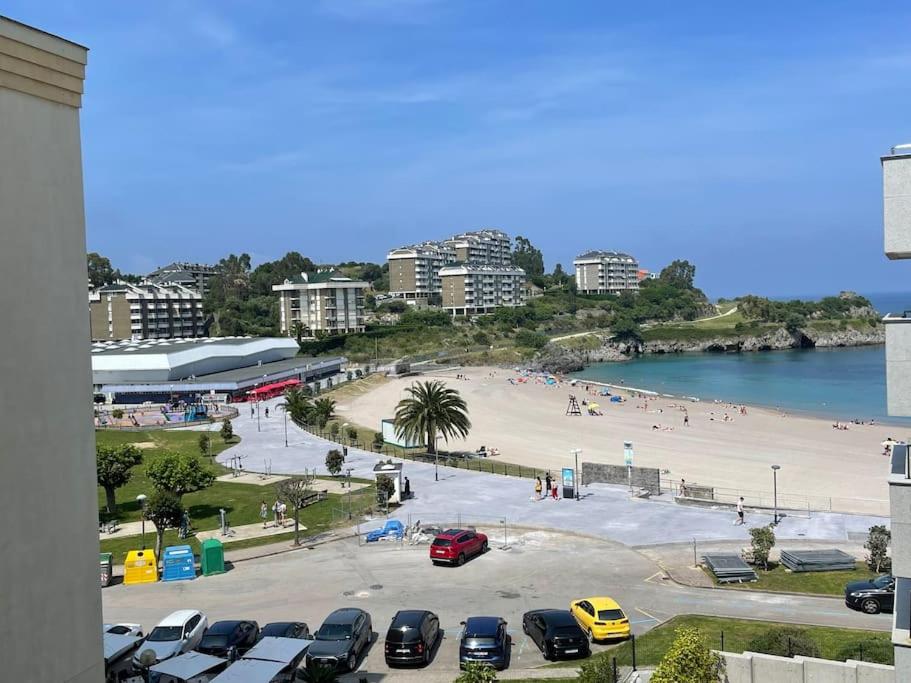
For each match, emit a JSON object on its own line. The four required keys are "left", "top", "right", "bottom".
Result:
{"left": 884, "top": 150, "right": 911, "bottom": 259}
{"left": 886, "top": 314, "right": 911, "bottom": 416}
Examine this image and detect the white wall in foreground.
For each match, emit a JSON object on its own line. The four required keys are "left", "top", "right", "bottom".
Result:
{"left": 719, "top": 651, "right": 893, "bottom": 683}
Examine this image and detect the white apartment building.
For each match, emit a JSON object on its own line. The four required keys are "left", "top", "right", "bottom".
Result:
{"left": 574, "top": 250, "right": 640, "bottom": 295}
{"left": 89, "top": 281, "right": 205, "bottom": 340}
{"left": 443, "top": 229, "right": 512, "bottom": 266}
{"left": 273, "top": 271, "right": 367, "bottom": 337}
{"left": 439, "top": 263, "right": 526, "bottom": 315}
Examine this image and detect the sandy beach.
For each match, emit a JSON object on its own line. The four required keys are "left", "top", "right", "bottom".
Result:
{"left": 337, "top": 367, "right": 897, "bottom": 515}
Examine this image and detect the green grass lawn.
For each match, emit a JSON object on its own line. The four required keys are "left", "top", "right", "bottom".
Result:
{"left": 711, "top": 562, "right": 879, "bottom": 596}
{"left": 549, "top": 615, "right": 892, "bottom": 669}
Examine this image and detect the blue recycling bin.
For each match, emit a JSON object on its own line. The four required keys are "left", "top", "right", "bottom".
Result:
{"left": 162, "top": 545, "right": 196, "bottom": 582}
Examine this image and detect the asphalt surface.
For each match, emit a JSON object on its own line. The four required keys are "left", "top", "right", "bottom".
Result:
{"left": 102, "top": 528, "right": 890, "bottom": 682}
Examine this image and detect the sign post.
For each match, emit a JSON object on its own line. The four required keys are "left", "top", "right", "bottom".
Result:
{"left": 562, "top": 467, "right": 576, "bottom": 501}
{"left": 624, "top": 441, "right": 634, "bottom": 495}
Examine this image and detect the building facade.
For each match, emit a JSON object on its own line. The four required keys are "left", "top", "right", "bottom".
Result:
{"left": 443, "top": 229, "right": 512, "bottom": 266}
{"left": 574, "top": 250, "right": 640, "bottom": 295}
{"left": 0, "top": 16, "right": 103, "bottom": 681}
{"left": 439, "top": 264, "right": 527, "bottom": 315}
{"left": 273, "top": 271, "right": 367, "bottom": 337}
{"left": 387, "top": 241, "right": 456, "bottom": 303}
{"left": 89, "top": 281, "right": 205, "bottom": 340}
{"left": 882, "top": 145, "right": 911, "bottom": 677}
{"left": 148, "top": 261, "right": 219, "bottom": 295}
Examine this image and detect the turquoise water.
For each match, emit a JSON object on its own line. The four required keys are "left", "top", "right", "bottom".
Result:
{"left": 573, "top": 345, "right": 911, "bottom": 425}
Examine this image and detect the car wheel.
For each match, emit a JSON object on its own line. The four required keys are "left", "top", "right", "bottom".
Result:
{"left": 861, "top": 598, "right": 881, "bottom": 614}
{"left": 457, "top": 553, "right": 466, "bottom": 566}
{"left": 543, "top": 643, "right": 553, "bottom": 661}
{"left": 347, "top": 652, "right": 357, "bottom": 671}
{"left": 481, "top": 540, "right": 489, "bottom": 553}
{"left": 522, "top": 622, "right": 528, "bottom": 635}
{"left": 587, "top": 628, "right": 594, "bottom": 643}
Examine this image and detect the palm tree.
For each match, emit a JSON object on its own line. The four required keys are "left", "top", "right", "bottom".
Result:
{"left": 313, "top": 397, "right": 336, "bottom": 429}
{"left": 394, "top": 380, "right": 471, "bottom": 454}
{"left": 290, "top": 321, "right": 306, "bottom": 344}
{"left": 280, "top": 387, "right": 314, "bottom": 428}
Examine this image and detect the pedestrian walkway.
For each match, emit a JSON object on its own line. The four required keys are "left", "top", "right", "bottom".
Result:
{"left": 99, "top": 520, "right": 145, "bottom": 540}
{"left": 196, "top": 520, "right": 307, "bottom": 544}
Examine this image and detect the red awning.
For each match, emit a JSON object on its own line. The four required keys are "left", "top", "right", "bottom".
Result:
{"left": 246, "top": 378, "right": 301, "bottom": 395}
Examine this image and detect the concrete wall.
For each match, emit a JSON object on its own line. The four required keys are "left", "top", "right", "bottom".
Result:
{"left": 582, "top": 462, "right": 661, "bottom": 494}
{"left": 719, "top": 651, "right": 894, "bottom": 683}
{"left": 0, "top": 18, "right": 102, "bottom": 682}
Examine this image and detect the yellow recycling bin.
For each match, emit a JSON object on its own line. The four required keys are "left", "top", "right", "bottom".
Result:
{"left": 123, "top": 549, "right": 158, "bottom": 585}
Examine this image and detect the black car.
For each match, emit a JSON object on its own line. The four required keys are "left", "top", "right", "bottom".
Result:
{"left": 459, "top": 616, "right": 510, "bottom": 670}
{"left": 196, "top": 620, "right": 259, "bottom": 660}
{"left": 258, "top": 621, "right": 310, "bottom": 641}
{"left": 845, "top": 575, "right": 895, "bottom": 614}
{"left": 522, "top": 609, "right": 590, "bottom": 661}
{"left": 384, "top": 610, "right": 441, "bottom": 667}
{"left": 306, "top": 608, "right": 373, "bottom": 672}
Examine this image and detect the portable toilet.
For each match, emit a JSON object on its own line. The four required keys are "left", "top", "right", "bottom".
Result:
{"left": 162, "top": 544, "right": 196, "bottom": 582}
{"left": 123, "top": 549, "right": 158, "bottom": 585}
{"left": 100, "top": 552, "right": 113, "bottom": 588}
{"left": 200, "top": 538, "right": 225, "bottom": 576}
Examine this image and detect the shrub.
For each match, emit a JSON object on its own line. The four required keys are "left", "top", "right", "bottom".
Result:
{"left": 749, "top": 526, "right": 775, "bottom": 570}
{"left": 652, "top": 627, "right": 724, "bottom": 683}
{"left": 865, "top": 525, "right": 892, "bottom": 573}
{"left": 748, "top": 627, "right": 820, "bottom": 658}
{"left": 346, "top": 426, "right": 358, "bottom": 442}
{"left": 835, "top": 637, "right": 893, "bottom": 665}
{"left": 372, "top": 431, "right": 385, "bottom": 450}
{"left": 111, "top": 408, "right": 124, "bottom": 419}
{"left": 578, "top": 654, "right": 616, "bottom": 682}
{"left": 220, "top": 418, "right": 234, "bottom": 443}
{"left": 325, "top": 449, "right": 344, "bottom": 476}
{"left": 376, "top": 474, "right": 395, "bottom": 504}
{"left": 514, "top": 330, "right": 548, "bottom": 349}
{"left": 473, "top": 331, "right": 491, "bottom": 346}
{"left": 329, "top": 422, "right": 340, "bottom": 438}
{"left": 455, "top": 661, "right": 498, "bottom": 682}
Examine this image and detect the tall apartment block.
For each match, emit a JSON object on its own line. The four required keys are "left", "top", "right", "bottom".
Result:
{"left": 882, "top": 145, "right": 911, "bottom": 677}
{"left": 439, "top": 263, "right": 527, "bottom": 315}
{"left": 148, "top": 261, "right": 219, "bottom": 295}
{"left": 443, "top": 229, "right": 512, "bottom": 266}
{"left": 0, "top": 16, "right": 103, "bottom": 680}
{"left": 89, "top": 281, "right": 205, "bottom": 340}
{"left": 573, "top": 250, "right": 640, "bottom": 295}
{"left": 273, "top": 271, "right": 367, "bottom": 337}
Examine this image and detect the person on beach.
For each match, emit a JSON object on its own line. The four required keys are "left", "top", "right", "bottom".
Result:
{"left": 735, "top": 497, "right": 745, "bottom": 525}
{"left": 534, "top": 477, "right": 543, "bottom": 500}
{"left": 260, "top": 500, "right": 268, "bottom": 528}
{"left": 551, "top": 481, "right": 559, "bottom": 500}
{"left": 683, "top": 413, "right": 689, "bottom": 427}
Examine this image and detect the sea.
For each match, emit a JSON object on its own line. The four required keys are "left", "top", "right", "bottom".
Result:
{"left": 570, "top": 292, "right": 911, "bottom": 425}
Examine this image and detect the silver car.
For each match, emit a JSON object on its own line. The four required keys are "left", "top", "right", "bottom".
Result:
{"left": 133, "top": 610, "right": 208, "bottom": 673}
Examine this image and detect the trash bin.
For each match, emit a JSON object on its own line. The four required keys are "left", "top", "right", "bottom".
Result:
{"left": 162, "top": 545, "right": 196, "bottom": 582}
{"left": 100, "top": 552, "right": 113, "bottom": 588}
{"left": 200, "top": 538, "right": 225, "bottom": 576}
{"left": 123, "top": 549, "right": 158, "bottom": 585}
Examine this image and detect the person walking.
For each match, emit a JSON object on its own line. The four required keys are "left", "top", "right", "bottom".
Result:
{"left": 534, "top": 477, "right": 543, "bottom": 500}
{"left": 260, "top": 500, "right": 268, "bottom": 528}
{"left": 680, "top": 479, "right": 688, "bottom": 497}
{"left": 544, "top": 472, "right": 552, "bottom": 495}
{"left": 278, "top": 501, "right": 287, "bottom": 527}
{"left": 272, "top": 499, "right": 281, "bottom": 527}
{"left": 265, "top": 406, "right": 270, "bottom": 418}
{"left": 250, "top": 404, "right": 255, "bottom": 419}
{"left": 551, "top": 481, "right": 559, "bottom": 500}
{"left": 735, "top": 497, "right": 745, "bottom": 525}
{"left": 683, "top": 412, "right": 689, "bottom": 427}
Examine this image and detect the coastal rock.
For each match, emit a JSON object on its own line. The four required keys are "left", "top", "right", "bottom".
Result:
{"left": 532, "top": 339, "right": 631, "bottom": 374}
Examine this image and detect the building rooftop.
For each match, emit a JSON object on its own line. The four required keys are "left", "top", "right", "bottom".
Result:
{"left": 277, "top": 270, "right": 367, "bottom": 286}
{"left": 574, "top": 250, "right": 636, "bottom": 261}
{"left": 439, "top": 263, "right": 526, "bottom": 275}
{"left": 90, "top": 336, "right": 272, "bottom": 357}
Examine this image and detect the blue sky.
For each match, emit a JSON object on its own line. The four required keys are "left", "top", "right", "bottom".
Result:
{"left": 8, "top": 1, "right": 911, "bottom": 297}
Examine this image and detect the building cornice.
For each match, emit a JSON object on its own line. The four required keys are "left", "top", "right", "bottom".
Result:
{"left": 0, "top": 16, "right": 87, "bottom": 108}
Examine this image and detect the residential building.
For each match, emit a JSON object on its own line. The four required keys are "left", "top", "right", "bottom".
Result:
{"left": 439, "top": 264, "right": 526, "bottom": 315}
{"left": 387, "top": 241, "right": 456, "bottom": 302}
{"left": 273, "top": 271, "right": 367, "bottom": 337}
{"left": 0, "top": 16, "right": 102, "bottom": 681}
{"left": 148, "top": 261, "right": 219, "bottom": 295}
{"left": 574, "top": 250, "right": 640, "bottom": 295}
{"left": 89, "top": 281, "right": 205, "bottom": 340}
{"left": 443, "top": 229, "right": 512, "bottom": 266}
{"left": 881, "top": 144, "right": 911, "bottom": 677}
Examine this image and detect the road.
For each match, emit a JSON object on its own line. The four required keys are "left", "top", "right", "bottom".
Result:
{"left": 548, "top": 305, "right": 739, "bottom": 343}
{"left": 103, "top": 528, "right": 889, "bottom": 682}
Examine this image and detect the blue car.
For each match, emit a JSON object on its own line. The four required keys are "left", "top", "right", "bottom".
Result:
{"left": 365, "top": 519, "right": 404, "bottom": 542}
{"left": 459, "top": 616, "right": 510, "bottom": 670}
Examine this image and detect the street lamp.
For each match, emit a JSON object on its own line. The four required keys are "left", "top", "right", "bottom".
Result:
{"left": 346, "top": 468, "right": 354, "bottom": 519}
{"left": 434, "top": 435, "right": 443, "bottom": 482}
{"left": 771, "top": 465, "right": 781, "bottom": 526}
{"left": 136, "top": 494, "right": 147, "bottom": 550}
{"left": 624, "top": 441, "right": 634, "bottom": 495}
{"left": 570, "top": 448, "right": 582, "bottom": 501}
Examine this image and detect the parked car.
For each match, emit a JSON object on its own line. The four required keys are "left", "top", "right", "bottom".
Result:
{"left": 430, "top": 529, "right": 488, "bottom": 566}
{"left": 104, "top": 622, "right": 143, "bottom": 637}
{"left": 133, "top": 610, "right": 208, "bottom": 673}
{"left": 384, "top": 610, "right": 441, "bottom": 667}
{"left": 459, "top": 616, "right": 510, "bottom": 670}
{"left": 196, "top": 620, "right": 260, "bottom": 660}
{"left": 306, "top": 608, "right": 373, "bottom": 672}
{"left": 522, "top": 609, "right": 590, "bottom": 661}
{"left": 569, "top": 597, "right": 631, "bottom": 641}
{"left": 258, "top": 622, "right": 310, "bottom": 641}
{"left": 845, "top": 575, "right": 895, "bottom": 614}
{"left": 104, "top": 632, "right": 145, "bottom": 682}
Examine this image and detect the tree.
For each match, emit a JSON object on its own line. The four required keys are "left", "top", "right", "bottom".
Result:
{"left": 651, "top": 626, "right": 725, "bottom": 683}
{"left": 291, "top": 321, "right": 306, "bottom": 344}
{"left": 659, "top": 259, "right": 697, "bottom": 289}
{"left": 146, "top": 452, "right": 215, "bottom": 500}
{"left": 749, "top": 526, "right": 776, "bottom": 570}
{"left": 865, "top": 525, "right": 892, "bottom": 573}
{"left": 96, "top": 444, "right": 142, "bottom": 513}
{"left": 276, "top": 474, "right": 316, "bottom": 545}
{"left": 325, "top": 449, "right": 345, "bottom": 476}
{"left": 313, "top": 397, "right": 336, "bottom": 428}
{"left": 281, "top": 387, "right": 314, "bottom": 428}
{"left": 455, "top": 661, "right": 499, "bottom": 682}
{"left": 146, "top": 491, "right": 184, "bottom": 561}
{"left": 611, "top": 316, "right": 643, "bottom": 345}
{"left": 512, "top": 236, "right": 545, "bottom": 278}
{"left": 748, "top": 626, "right": 820, "bottom": 658}
{"left": 394, "top": 380, "right": 471, "bottom": 454}
{"left": 372, "top": 431, "right": 385, "bottom": 451}
{"left": 220, "top": 418, "right": 234, "bottom": 443}
{"left": 376, "top": 474, "right": 395, "bottom": 506}
{"left": 87, "top": 252, "right": 116, "bottom": 287}
{"left": 346, "top": 426, "right": 358, "bottom": 443}
{"left": 198, "top": 433, "right": 211, "bottom": 458}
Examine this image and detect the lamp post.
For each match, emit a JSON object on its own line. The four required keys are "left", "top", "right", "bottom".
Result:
{"left": 136, "top": 494, "right": 147, "bottom": 550}
{"left": 434, "top": 435, "right": 442, "bottom": 482}
{"left": 283, "top": 405, "right": 288, "bottom": 447}
{"left": 346, "top": 468, "right": 353, "bottom": 519}
{"left": 624, "top": 441, "right": 634, "bottom": 495}
{"left": 570, "top": 448, "right": 582, "bottom": 501}
{"left": 771, "top": 464, "right": 781, "bottom": 526}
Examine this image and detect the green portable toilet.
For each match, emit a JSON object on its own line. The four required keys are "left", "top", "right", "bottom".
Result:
{"left": 200, "top": 538, "right": 225, "bottom": 576}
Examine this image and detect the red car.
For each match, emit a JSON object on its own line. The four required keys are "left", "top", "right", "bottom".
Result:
{"left": 430, "top": 529, "right": 488, "bottom": 566}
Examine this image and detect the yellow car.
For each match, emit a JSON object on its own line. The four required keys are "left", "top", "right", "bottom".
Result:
{"left": 569, "top": 597, "right": 631, "bottom": 641}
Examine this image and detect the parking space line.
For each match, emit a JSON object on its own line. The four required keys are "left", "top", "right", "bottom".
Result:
{"left": 643, "top": 571, "right": 664, "bottom": 584}
{"left": 634, "top": 607, "right": 660, "bottom": 623}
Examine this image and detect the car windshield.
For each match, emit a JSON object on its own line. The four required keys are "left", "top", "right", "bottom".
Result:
{"left": 317, "top": 623, "right": 352, "bottom": 640}
{"left": 148, "top": 626, "right": 182, "bottom": 642}
{"left": 432, "top": 538, "right": 452, "bottom": 547}
{"left": 200, "top": 635, "right": 228, "bottom": 648}
{"left": 463, "top": 637, "right": 497, "bottom": 647}
{"left": 597, "top": 609, "right": 625, "bottom": 621}
{"left": 873, "top": 576, "right": 894, "bottom": 589}
{"left": 262, "top": 624, "right": 290, "bottom": 637}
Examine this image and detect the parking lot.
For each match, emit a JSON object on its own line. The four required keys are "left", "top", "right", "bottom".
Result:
{"left": 103, "top": 528, "right": 891, "bottom": 681}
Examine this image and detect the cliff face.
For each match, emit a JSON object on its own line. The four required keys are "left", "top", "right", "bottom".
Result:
{"left": 533, "top": 326, "right": 884, "bottom": 374}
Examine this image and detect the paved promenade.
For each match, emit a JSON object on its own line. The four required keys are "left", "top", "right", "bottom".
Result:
{"left": 214, "top": 397, "right": 887, "bottom": 547}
